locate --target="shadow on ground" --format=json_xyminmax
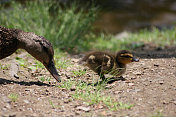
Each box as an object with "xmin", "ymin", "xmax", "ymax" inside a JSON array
[
  {"xmin": 0, "ymin": 78, "xmax": 54, "ymax": 87},
  {"xmin": 87, "ymin": 76, "xmax": 126, "ymax": 86},
  {"xmin": 133, "ymin": 46, "xmax": 176, "ymax": 58}
]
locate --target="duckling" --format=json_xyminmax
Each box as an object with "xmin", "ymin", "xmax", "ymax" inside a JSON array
[
  {"xmin": 0, "ymin": 26, "xmax": 61, "ymax": 82},
  {"xmin": 81, "ymin": 50, "xmax": 139, "ymax": 80}
]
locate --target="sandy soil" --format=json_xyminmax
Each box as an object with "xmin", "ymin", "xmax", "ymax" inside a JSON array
[{"xmin": 0, "ymin": 48, "xmax": 176, "ymax": 117}]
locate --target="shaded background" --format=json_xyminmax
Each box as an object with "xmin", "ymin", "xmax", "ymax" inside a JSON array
[
  {"xmin": 1, "ymin": 0, "xmax": 176, "ymax": 34},
  {"xmin": 93, "ymin": 0, "xmax": 176, "ymax": 33}
]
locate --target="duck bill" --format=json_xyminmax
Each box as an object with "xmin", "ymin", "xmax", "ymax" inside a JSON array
[
  {"xmin": 45, "ymin": 60, "xmax": 61, "ymax": 82},
  {"xmin": 132, "ymin": 57, "xmax": 139, "ymax": 62}
]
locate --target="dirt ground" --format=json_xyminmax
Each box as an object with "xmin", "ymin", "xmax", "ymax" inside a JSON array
[{"xmin": 0, "ymin": 47, "xmax": 176, "ymax": 117}]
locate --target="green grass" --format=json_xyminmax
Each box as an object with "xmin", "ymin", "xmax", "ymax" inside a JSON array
[
  {"xmin": 0, "ymin": 0, "xmax": 97, "ymax": 53},
  {"xmin": 73, "ymin": 85, "xmax": 133, "ymax": 111},
  {"xmin": 57, "ymin": 79, "xmax": 76, "ymax": 90},
  {"xmin": 33, "ymin": 60, "xmax": 45, "ymax": 69},
  {"xmin": 48, "ymin": 99, "xmax": 55, "ymax": 109},
  {"xmin": 48, "ymin": 99, "xmax": 63, "ymax": 109},
  {"xmin": 0, "ymin": 0, "xmax": 175, "ymax": 53},
  {"xmin": 39, "ymin": 76, "xmax": 51, "ymax": 83},
  {"xmin": 0, "ymin": 63, "xmax": 9, "ymax": 70},
  {"xmin": 58, "ymin": 79, "xmax": 133, "ymax": 111},
  {"xmin": 15, "ymin": 57, "xmax": 28, "ymax": 67},
  {"xmin": 151, "ymin": 111, "xmax": 164, "ymax": 117},
  {"xmin": 91, "ymin": 27, "xmax": 176, "ymax": 52},
  {"xmin": 54, "ymin": 49, "xmax": 72, "ymax": 69},
  {"xmin": 71, "ymin": 69, "xmax": 86, "ymax": 77},
  {"xmin": 8, "ymin": 93, "xmax": 18, "ymax": 102},
  {"xmin": 16, "ymin": 56, "xmax": 44, "ymax": 69}
]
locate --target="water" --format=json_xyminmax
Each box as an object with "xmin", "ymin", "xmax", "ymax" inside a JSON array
[{"xmin": 94, "ymin": 0, "xmax": 176, "ymax": 33}]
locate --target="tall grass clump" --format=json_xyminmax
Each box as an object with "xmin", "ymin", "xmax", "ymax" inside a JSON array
[
  {"xmin": 91, "ymin": 27, "xmax": 176, "ymax": 51},
  {"xmin": 0, "ymin": 0, "xmax": 97, "ymax": 52}
]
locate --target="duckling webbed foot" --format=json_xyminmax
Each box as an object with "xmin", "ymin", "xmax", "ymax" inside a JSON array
[
  {"xmin": 112, "ymin": 76, "xmax": 125, "ymax": 81},
  {"xmin": 106, "ymin": 76, "xmax": 125, "ymax": 84}
]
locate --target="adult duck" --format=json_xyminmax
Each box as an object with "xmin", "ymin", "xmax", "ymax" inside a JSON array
[{"xmin": 0, "ymin": 26, "xmax": 61, "ymax": 82}]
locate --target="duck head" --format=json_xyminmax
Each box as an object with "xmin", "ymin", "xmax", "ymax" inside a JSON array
[
  {"xmin": 116, "ymin": 50, "xmax": 139, "ymax": 64},
  {"xmin": 17, "ymin": 31, "xmax": 61, "ymax": 82}
]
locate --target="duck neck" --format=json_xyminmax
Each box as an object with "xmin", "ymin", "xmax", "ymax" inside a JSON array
[
  {"xmin": 17, "ymin": 31, "xmax": 37, "ymax": 50},
  {"xmin": 17, "ymin": 31, "xmax": 45, "ymax": 62},
  {"xmin": 116, "ymin": 59, "xmax": 126, "ymax": 69},
  {"xmin": 111, "ymin": 60, "xmax": 126, "ymax": 76},
  {"xmin": 116, "ymin": 60, "xmax": 126, "ymax": 73}
]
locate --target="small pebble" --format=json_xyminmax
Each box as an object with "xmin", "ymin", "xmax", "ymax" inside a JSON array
[
  {"xmin": 23, "ymin": 100, "xmax": 30, "ymax": 104},
  {"xmin": 76, "ymin": 106, "xmax": 90, "ymax": 112}
]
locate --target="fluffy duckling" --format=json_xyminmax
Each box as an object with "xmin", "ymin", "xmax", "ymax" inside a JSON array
[
  {"xmin": 81, "ymin": 50, "xmax": 139, "ymax": 80},
  {"xmin": 0, "ymin": 26, "xmax": 61, "ymax": 82}
]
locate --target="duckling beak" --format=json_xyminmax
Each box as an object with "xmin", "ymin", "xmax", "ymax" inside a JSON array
[
  {"xmin": 45, "ymin": 60, "xmax": 61, "ymax": 82},
  {"xmin": 132, "ymin": 57, "xmax": 139, "ymax": 62}
]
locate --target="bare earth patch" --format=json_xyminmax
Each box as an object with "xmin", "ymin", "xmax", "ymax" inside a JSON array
[{"xmin": 0, "ymin": 51, "xmax": 176, "ymax": 117}]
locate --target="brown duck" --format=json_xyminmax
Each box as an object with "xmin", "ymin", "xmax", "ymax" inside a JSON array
[
  {"xmin": 0, "ymin": 26, "xmax": 61, "ymax": 82},
  {"xmin": 81, "ymin": 50, "xmax": 139, "ymax": 80}
]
